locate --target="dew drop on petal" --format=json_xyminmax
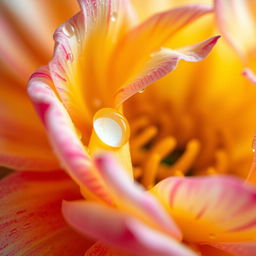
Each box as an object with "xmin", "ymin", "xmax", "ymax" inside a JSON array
[
  {"xmin": 93, "ymin": 108, "xmax": 130, "ymax": 148},
  {"xmin": 63, "ymin": 23, "xmax": 75, "ymax": 37},
  {"xmin": 138, "ymin": 89, "xmax": 145, "ymax": 93},
  {"xmin": 110, "ymin": 12, "xmax": 118, "ymax": 22}
]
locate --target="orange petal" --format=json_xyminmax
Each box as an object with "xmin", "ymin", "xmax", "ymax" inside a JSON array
[
  {"xmin": 111, "ymin": 4, "xmax": 212, "ymax": 92},
  {"xmin": 62, "ymin": 201, "xmax": 197, "ymax": 256},
  {"xmin": 214, "ymin": 0, "xmax": 256, "ymax": 62},
  {"xmin": 114, "ymin": 35, "xmax": 220, "ymax": 105},
  {"xmin": 28, "ymin": 66, "xmax": 112, "ymax": 204},
  {"xmin": 0, "ymin": 171, "xmax": 92, "ymax": 255},
  {"xmin": 152, "ymin": 176, "xmax": 256, "ymax": 252},
  {"xmin": 49, "ymin": 0, "xmax": 135, "ymax": 133},
  {"xmin": 0, "ymin": 67, "xmax": 59, "ymax": 170}
]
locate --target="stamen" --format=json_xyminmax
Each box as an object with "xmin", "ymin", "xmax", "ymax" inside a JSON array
[
  {"xmin": 142, "ymin": 153, "xmax": 161, "ymax": 189},
  {"xmin": 131, "ymin": 126, "xmax": 158, "ymax": 163},
  {"xmin": 131, "ymin": 116, "xmax": 150, "ymax": 135},
  {"xmin": 142, "ymin": 137, "xmax": 176, "ymax": 188},
  {"xmin": 131, "ymin": 126, "xmax": 158, "ymax": 149},
  {"xmin": 160, "ymin": 139, "xmax": 200, "ymax": 178},
  {"xmin": 215, "ymin": 149, "xmax": 228, "ymax": 174}
]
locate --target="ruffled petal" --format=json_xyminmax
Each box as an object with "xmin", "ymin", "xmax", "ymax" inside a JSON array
[
  {"xmin": 111, "ymin": 4, "xmax": 213, "ymax": 94},
  {"xmin": 62, "ymin": 201, "xmax": 197, "ymax": 256},
  {"xmin": 49, "ymin": 0, "xmax": 135, "ymax": 133},
  {"xmin": 214, "ymin": 0, "xmax": 256, "ymax": 61},
  {"xmin": 94, "ymin": 153, "xmax": 181, "ymax": 239},
  {"xmin": 0, "ymin": 171, "xmax": 92, "ymax": 255},
  {"xmin": 28, "ymin": 66, "xmax": 112, "ymax": 204},
  {"xmin": 114, "ymin": 35, "xmax": 220, "ymax": 105},
  {"xmin": 152, "ymin": 176, "xmax": 256, "ymax": 247}
]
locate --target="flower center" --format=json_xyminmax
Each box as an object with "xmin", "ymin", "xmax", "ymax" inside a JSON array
[{"xmin": 126, "ymin": 100, "xmax": 232, "ymax": 188}]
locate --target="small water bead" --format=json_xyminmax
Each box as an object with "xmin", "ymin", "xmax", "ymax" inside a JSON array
[
  {"xmin": 63, "ymin": 23, "xmax": 75, "ymax": 37},
  {"xmin": 93, "ymin": 108, "xmax": 130, "ymax": 148},
  {"xmin": 138, "ymin": 89, "xmax": 145, "ymax": 93},
  {"xmin": 110, "ymin": 12, "xmax": 118, "ymax": 22}
]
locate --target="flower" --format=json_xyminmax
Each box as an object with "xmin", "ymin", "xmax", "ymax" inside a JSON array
[
  {"xmin": 63, "ymin": 153, "xmax": 256, "ymax": 256},
  {"xmin": 1, "ymin": 0, "xmax": 256, "ymax": 256}
]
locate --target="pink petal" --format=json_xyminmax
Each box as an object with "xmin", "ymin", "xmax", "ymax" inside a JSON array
[
  {"xmin": 152, "ymin": 176, "xmax": 256, "ymax": 249},
  {"xmin": 114, "ymin": 35, "xmax": 220, "ymax": 105},
  {"xmin": 243, "ymin": 68, "xmax": 256, "ymax": 85},
  {"xmin": 111, "ymin": 4, "xmax": 213, "ymax": 95},
  {"xmin": 214, "ymin": 0, "xmax": 256, "ymax": 61},
  {"xmin": 94, "ymin": 153, "xmax": 181, "ymax": 240},
  {"xmin": 0, "ymin": 171, "xmax": 92, "ymax": 255},
  {"xmin": 49, "ymin": 0, "xmax": 135, "ymax": 130},
  {"xmin": 28, "ymin": 66, "xmax": 112, "ymax": 204},
  {"xmin": 62, "ymin": 201, "xmax": 197, "ymax": 256}
]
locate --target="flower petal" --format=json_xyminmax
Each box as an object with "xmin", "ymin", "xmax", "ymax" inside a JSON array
[
  {"xmin": 114, "ymin": 35, "xmax": 220, "ymax": 105},
  {"xmin": 49, "ymin": 0, "xmax": 135, "ymax": 133},
  {"xmin": 0, "ymin": 67, "xmax": 59, "ymax": 170},
  {"xmin": 0, "ymin": 171, "xmax": 92, "ymax": 255},
  {"xmin": 214, "ymin": 0, "xmax": 256, "ymax": 61},
  {"xmin": 152, "ymin": 176, "xmax": 256, "ymax": 246},
  {"xmin": 111, "ymin": 4, "xmax": 213, "ymax": 96},
  {"xmin": 94, "ymin": 153, "xmax": 181, "ymax": 240},
  {"xmin": 28, "ymin": 66, "xmax": 112, "ymax": 204},
  {"xmin": 62, "ymin": 201, "xmax": 197, "ymax": 256}
]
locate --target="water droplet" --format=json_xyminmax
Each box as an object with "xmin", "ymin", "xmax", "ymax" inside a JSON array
[
  {"xmin": 253, "ymin": 148, "xmax": 256, "ymax": 153},
  {"xmin": 93, "ymin": 108, "xmax": 130, "ymax": 148},
  {"xmin": 67, "ymin": 53, "xmax": 73, "ymax": 63},
  {"xmin": 138, "ymin": 89, "xmax": 145, "ymax": 93},
  {"xmin": 209, "ymin": 233, "xmax": 216, "ymax": 240},
  {"xmin": 110, "ymin": 12, "xmax": 118, "ymax": 22},
  {"xmin": 63, "ymin": 23, "xmax": 75, "ymax": 37}
]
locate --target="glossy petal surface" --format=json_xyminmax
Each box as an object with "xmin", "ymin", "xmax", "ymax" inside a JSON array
[{"xmin": 152, "ymin": 176, "xmax": 256, "ymax": 247}]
